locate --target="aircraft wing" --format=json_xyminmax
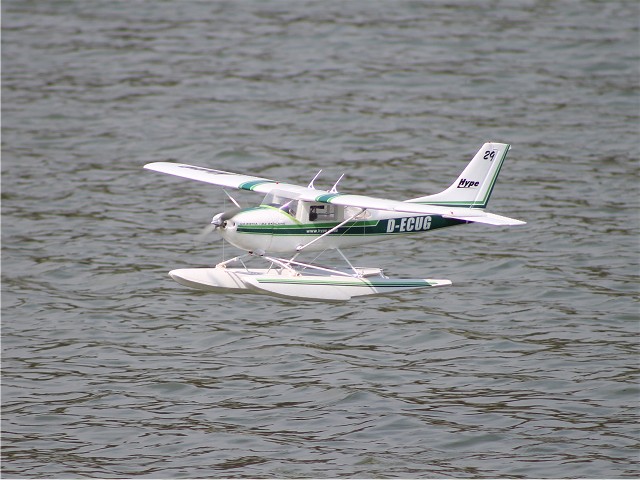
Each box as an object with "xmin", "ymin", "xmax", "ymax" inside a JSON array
[
  {"xmin": 143, "ymin": 162, "xmax": 310, "ymax": 195},
  {"xmin": 144, "ymin": 162, "xmax": 525, "ymax": 226}
]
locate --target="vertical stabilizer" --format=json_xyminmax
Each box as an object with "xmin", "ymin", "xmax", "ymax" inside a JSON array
[{"xmin": 407, "ymin": 143, "xmax": 510, "ymax": 209}]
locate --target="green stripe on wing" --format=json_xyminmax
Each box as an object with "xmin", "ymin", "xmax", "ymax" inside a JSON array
[
  {"xmin": 314, "ymin": 193, "xmax": 343, "ymax": 203},
  {"xmin": 238, "ymin": 180, "xmax": 278, "ymax": 191}
]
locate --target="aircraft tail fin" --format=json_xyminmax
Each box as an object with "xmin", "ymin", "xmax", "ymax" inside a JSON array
[{"xmin": 407, "ymin": 142, "xmax": 510, "ymax": 209}]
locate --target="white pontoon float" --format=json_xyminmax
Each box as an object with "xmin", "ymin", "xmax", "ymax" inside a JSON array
[{"xmin": 169, "ymin": 253, "xmax": 451, "ymax": 302}]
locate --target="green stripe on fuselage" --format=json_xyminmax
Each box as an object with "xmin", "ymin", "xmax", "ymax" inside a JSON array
[
  {"xmin": 236, "ymin": 215, "xmax": 464, "ymax": 236},
  {"xmin": 237, "ymin": 220, "xmax": 380, "ymax": 236}
]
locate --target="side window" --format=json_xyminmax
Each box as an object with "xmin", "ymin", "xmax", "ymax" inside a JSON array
[
  {"xmin": 345, "ymin": 206, "xmax": 371, "ymax": 220},
  {"xmin": 309, "ymin": 205, "xmax": 336, "ymax": 222},
  {"xmin": 281, "ymin": 200, "xmax": 297, "ymax": 217}
]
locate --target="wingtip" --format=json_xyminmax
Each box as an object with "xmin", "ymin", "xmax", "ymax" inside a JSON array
[{"xmin": 143, "ymin": 161, "xmax": 174, "ymax": 171}]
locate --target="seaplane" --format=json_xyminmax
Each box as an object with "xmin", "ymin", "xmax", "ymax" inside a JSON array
[{"xmin": 144, "ymin": 142, "xmax": 525, "ymax": 302}]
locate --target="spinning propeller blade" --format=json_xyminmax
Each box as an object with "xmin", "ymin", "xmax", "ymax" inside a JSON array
[
  {"xmin": 197, "ymin": 191, "xmax": 242, "ymax": 243},
  {"xmin": 196, "ymin": 223, "xmax": 218, "ymax": 242},
  {"xmin": 223, "ymin": 189, "xmax": 241, "ymax": 208}
]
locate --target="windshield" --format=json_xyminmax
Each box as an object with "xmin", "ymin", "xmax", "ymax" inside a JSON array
[{"xmin": 261, "ymin": 189, "xmax": 298, "ymax": 208}]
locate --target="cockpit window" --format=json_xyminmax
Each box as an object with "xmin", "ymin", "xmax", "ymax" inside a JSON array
[
  {"xmin": 261, "ymin": 190, "xmax": 298, "ymax": 217},
  {"xmin": 261, "ymin": 189, "xmax": 296, "ymax": 207}
]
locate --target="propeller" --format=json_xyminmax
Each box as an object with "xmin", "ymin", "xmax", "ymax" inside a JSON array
[
  {"xmin": 223, "ymin": 189, "xmax": 241, "ymax": 208},
  {"xmin": 211, "ymin": 208, "xmax": 242, "ymax": 229},
  {"xmin": 195, "ymin": 191, "xmax": 242, "ymax": 243},
  {"xmin": 196, "ymin": 208, "xmax": 242, "ymax": 243}
]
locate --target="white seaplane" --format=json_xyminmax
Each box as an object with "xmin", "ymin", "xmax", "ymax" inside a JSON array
[{"xmin": 144, "ymin": 142, "xmax": 525, "ymax": 301}]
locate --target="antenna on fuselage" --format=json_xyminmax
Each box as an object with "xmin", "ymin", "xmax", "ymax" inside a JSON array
[
  {"xmin": 330, "ymin": 173, "xmax": 345, "ymax": 193},
  {"xmin": 307, "ymin": 170, "xmax": 322, "ymax": 189}
]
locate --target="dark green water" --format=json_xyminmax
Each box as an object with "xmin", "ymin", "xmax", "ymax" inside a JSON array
[{"xmin": 3, "ymin": 1, "xmax": 638, "ymax": 477}]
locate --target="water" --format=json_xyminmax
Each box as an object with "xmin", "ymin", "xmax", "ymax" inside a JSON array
[{"xmin": 2, "ymin": 0, "xmax": 638, "ymax": 477}]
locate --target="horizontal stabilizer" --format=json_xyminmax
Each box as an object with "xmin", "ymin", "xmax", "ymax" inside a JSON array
[{"xmin": 447, "ymin": 212, "xmax": 526, "ymax": 226}]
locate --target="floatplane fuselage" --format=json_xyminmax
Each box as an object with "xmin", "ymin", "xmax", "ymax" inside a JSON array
[{"xmin": 213, "ymin": 191, "xmax": 465, "ymax": 254}]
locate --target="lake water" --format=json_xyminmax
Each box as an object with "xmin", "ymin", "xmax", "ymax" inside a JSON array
[{"xmin": 2, "ymin": 1, "xmax": 639, "ymax": 478}]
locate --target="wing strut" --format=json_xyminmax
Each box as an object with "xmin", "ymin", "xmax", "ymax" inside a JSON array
[
  {"xmin": 295, "ymin": 208, "xmax": 365, "ymax": 252},
  {"xmin": 336, "ymin": 248, "xmax": 359, "ymax": 276}
]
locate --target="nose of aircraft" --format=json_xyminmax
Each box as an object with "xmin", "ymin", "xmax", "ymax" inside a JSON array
[{"xmin": 211, "ymin": 208, "xmax": 242, "ymax": 230}]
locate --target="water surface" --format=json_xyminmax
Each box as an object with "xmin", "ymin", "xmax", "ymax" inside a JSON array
[{"xmin": 2, "ymin": 1, "xmax": 638, "ymax": 478}]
